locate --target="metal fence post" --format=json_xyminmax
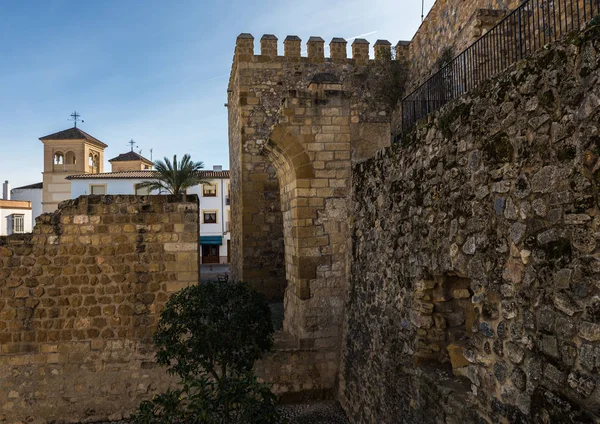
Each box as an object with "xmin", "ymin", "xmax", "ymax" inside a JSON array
[
  {"xmin": 399, "ymin": 0, "xmax": 599, "ymax": 133},
  {"xmin": 518, "ymin": 6, "xmax": 524, "ymax": 59}
]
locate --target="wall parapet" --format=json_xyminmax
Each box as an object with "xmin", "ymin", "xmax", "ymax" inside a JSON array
[
  {"xmin": 234, "ymin": 33, "xmax": 410, "ymax": 65},
  {"xmin": 0, "ymin": 194, "xmax": 199, "ymax": 423}
]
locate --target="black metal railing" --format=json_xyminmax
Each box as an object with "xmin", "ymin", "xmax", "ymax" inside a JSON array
[{"xmin": 402, "ymin": 0, "xmax": 600, "ymax": 132}]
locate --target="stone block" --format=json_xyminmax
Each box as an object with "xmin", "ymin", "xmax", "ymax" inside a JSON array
[
  {"xmin": 447, "ymin": 344, "xmax": 470, "ymax": 370},
  {"xmin": 164, "ymin": 243, "xmax": 197, "ymax": 252}
]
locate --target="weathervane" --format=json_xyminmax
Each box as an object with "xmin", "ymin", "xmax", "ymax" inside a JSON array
[
  {"xmin": 69, "ymin": 111, "xmax": 84, "ymax": 128},
  {"xmin": 128, "ymin": 139, "xmax": 138, "ymax": 152}
]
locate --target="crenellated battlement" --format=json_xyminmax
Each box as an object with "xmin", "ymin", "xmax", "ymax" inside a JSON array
[{"xmin": 234, "ymin": 33, "xmax": 411, "ymax": 64}]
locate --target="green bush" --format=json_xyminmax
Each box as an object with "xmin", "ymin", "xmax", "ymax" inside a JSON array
[{"xmin": 131, "ymin": 281, "xmax": 284, "ymax": 424}]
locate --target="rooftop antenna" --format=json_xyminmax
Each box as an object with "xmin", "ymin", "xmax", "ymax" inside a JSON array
[
  {"xmin": 150, "ymin": 148, "xmax": 153, "ymax": 161},
  {"xmin": 128, "ymin": 139, "xmax": 138, "ymax": 152},
  {"xmin": 69, "ymin": 111, "xmax": 84, "ymax": 128},
  {"xmin": 422, "ymin": 0, "xmax": 425, "ymax": 22}
]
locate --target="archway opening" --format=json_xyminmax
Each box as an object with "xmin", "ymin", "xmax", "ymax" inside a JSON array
[
  {"xmin": 65, "ymin": 151, "xmax": 76, "ymax": 165},
  {"xmin": 54, "ymin": 152, "xmax": 64, "ymax": 166}
]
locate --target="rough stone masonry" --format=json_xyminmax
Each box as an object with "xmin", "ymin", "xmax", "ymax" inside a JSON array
[
  {"xmin": 227, "ymin": 32, "xmax": 398, "ymax": 383},
  {"xmin": 341, "ymin": 22, "xmax": 600, "ymax": 423},
  {"xmin": 0, "ymin": 195, "xmax": 198, "ymax": 423}
]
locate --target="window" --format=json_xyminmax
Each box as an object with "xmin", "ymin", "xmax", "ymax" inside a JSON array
[
  {"xmin": 226, "ymin": 182, "xmax": 230, "ymax": 205},
  {"xmin": 134, "ymin": 184, "xmax": 151, "ymax": 195},
  {"xmin": 54, "ymin": 152, "xmax": 64, "ymax": 165},
  {"xmin": 66, "ymin": 151, "xmax": 76, "ymax": 165},
  {"xmin": 203, "ymin": 183, "xmax": 217, "ymax": 197},
  {"xmin": 88, "ymin": 152, "xmax": 100, "ymax": 172},
  {"xmin": 90, "ymin": 184, "xmax": 106, "ymax": 195},
  {"xmin": 13, "ymin": 215, "xmax": 24, "ymax": 234},
  {"xmin": 203, "ymin": 210, "xmax": 217, "ymax": 224}
]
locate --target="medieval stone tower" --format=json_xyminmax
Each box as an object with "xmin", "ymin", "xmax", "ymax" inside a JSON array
[
  {"xmin": 40, "ymin": 127, "xmax": 107, "ymax": 213},
  {"xmin": 227, "ymin": 34, "xmax": 405, "ymax": 378}
]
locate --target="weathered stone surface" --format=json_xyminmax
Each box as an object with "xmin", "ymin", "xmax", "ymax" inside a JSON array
[
  {"xmin": 0, "ymin": 195, "xmax": 199, "ymax": 423},
  {"xmin": 553, "ymin": 292, "xmax": 582, "ymax": 317},
  {"xmin": 567, "ymin": 372, "xmax": 596, "ymax": 398},
  {"xmin": 539, "ymin": 335, "xmax": 559, "ymax": 359},
  {"xmin": 447, "ymin": 343, "xmax": 470, "ymax": 369},
  {"xmin": 510, "ymin": 223, "xmax": 527, "ymax": 245},
  {"xmin": 343, "ymin": 25, "xmax": 600, "ymax": 424},
  {"xmin": 579, "ymin": 321, "xmax": 600, "ymax": 342}
]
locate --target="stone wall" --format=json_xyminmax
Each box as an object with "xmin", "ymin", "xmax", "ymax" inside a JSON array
[
  {"xmin": 405, "ymin": 0, "xmax": 522, "ymax": 89},
  {"xmin": 0, "ymin": 195, "xmax": 198, "ymax": 423},
  {"xmin": 228, "ymin": 35, "xmax": 401, "ymax": 303},
  {"xmin": 227, "ymin": 56, "xmax": 286, "ymax": 300},
  {"xmin": 341, "ymin": 24, "xmax": 600, "ymax": 423},
  {"xmin": 254, "ymin": 332, "xmax": 338, "ymax": 401},
  {"xmin": 227, "ymin": 34, "xmax": 403, "ymax": 400},
  {"xmin": 228, "ymin": 34, "xmax": 399, "ymax": 348}
]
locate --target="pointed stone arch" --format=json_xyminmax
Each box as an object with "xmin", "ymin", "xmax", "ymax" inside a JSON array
[
  {"xmin": 260, "ymin": 124, "xmax": 317, "ymax": 303},
  {"xmin": 265, "ymin": 124, "xmax": 315, "ymax": 181}
]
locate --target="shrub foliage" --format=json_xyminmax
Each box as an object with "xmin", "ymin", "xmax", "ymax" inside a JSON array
[{"xmin": 131, "ymin": 281, "xmax": 284, "ymax": 424}]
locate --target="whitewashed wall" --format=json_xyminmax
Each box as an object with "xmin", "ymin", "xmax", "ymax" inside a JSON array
[
  {"xmin": 11, "ymin": 188, "xmax": 43, "ymax": 227},
  {"xmin": 188, "ymin": 178, "xmax": 231, "ymax": 262},
  {"xmin": 70, "ymin": 179, "xmax": 151, "ymax": 197},
  {"xmin": 0, "ymin": 207, "xmax": 33, "ymax": 236}
]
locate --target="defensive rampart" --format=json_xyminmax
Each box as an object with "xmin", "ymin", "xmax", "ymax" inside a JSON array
[
  {"xmin": 0, "ymin": 195, "xmax": 199, "ymax": 423},
  {"xmin": 228, "ymin": 33, "xmax": 401, "ymax": 348},
  {"xmin": 342, "ymin": 23, "xmax": 600, "ymax": 423},
  {"xmin": 227, "ymin": 34, "xmax": 405, "ymax": 401}
]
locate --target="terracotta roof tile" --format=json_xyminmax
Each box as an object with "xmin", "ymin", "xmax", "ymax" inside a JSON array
[
  {"xmin": 39, "ymin": 127, "xmax": 108, "ymax": 148},
  {"xmin": 12, "ymin": 182, "xmax": 43, "ymax": 190},
  {"xmin": 66, "ymin": 170, "xmax": 230, "ymax": 180},
  {"xmin": 109, "ymin": 151, "xmax": 153, "ymax": 163}
]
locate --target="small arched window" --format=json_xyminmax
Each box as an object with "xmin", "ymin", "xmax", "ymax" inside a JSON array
[
  {"xmin": 54, "ymin": 152, "xmax": 64, "ymax": 165},
  {"xmin": 66, "ymin": 151, "xmax": 76, "ymax": 165}
]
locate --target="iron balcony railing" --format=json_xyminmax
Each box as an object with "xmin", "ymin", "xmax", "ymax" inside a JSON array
[{"xmin": 402, "ymin": 0, "xmax": 600, "ymax": 132}]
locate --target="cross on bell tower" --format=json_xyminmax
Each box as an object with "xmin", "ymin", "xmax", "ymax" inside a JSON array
[
  {"xmin": 69, "ymin": 111, "xmax": 84, "ymax": 128},
  {"xmin": 128, "ymin": 139, "xmax": 137, "ymax": 152}
]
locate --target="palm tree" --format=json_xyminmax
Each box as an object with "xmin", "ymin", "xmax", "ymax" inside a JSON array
[{"xmin": 137, "ymin": 154, "xmax": 210, "ymax": 195}]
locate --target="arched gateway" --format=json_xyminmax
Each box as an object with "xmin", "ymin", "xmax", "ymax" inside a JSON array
[{"xmin": 227, "ymin": 33, "xmax": 403, "ymax": 387}]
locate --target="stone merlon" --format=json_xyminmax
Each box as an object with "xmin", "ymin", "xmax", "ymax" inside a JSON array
[{"xmin": 234, "ymin": 33, "xmax": 408, "ymax": 63}]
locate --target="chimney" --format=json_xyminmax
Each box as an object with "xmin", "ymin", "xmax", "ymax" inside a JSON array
[
  {"xmin": 213, "ymin": 165, "xmax": 223, "ymax": 171},
  {"xmin": 3, "ymin": 181, "xmax": 9, "ymax": 200}
]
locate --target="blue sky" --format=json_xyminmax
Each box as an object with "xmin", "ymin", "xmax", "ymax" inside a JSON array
[{"xmin": 0, "ymin": 0, "xmax": 433, "ymax": 189}]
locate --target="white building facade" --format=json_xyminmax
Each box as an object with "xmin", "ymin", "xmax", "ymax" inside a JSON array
[
  {"xmin": 8, "ymin": 126, "xmax": 232, "ymax": 262},
  {"xmin": 0, "ymin": 202, "xmax": 33, "ymax": 236},
  {"xmin": 11, "ymin": 182, "xmax": 43, "ymax": 228},
  {"xmin": 68, "ymin": 166, "xmax": 231, "ymax": 264},
  {"xmin": 1, "ymin": 182, "xmax": 33, "ymax": 236}
]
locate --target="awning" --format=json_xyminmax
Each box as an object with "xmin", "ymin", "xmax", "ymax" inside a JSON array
[{"xmin": 200, "ymin": 236, "xmax": 223, "ymax": 245}]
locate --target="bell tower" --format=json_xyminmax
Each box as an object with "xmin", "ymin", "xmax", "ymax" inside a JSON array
[{"xmin": 39, "ymin": 125, "xmax": 107, "ymax": 213}]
